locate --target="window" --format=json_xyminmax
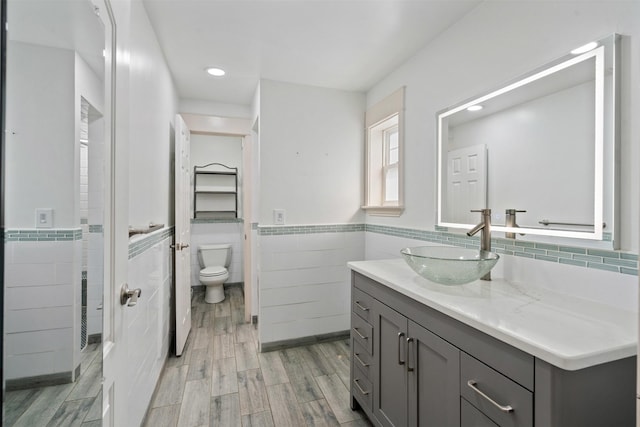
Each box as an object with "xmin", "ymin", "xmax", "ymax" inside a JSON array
[
  {"xmin": 363, "ymin": 88, "xmax": 404, "ymax": 215},
  {"xmin": 383, "ymin": 125, "xmax": 399, "ymax": 204}
]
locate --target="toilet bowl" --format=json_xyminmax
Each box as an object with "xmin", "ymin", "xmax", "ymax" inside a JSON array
[{"xmin": 198, "ymin": 244, "xmax": 231, "ymax": 304}]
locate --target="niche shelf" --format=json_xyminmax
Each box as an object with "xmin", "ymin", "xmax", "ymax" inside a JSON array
[{"xmin": 193, "ymin": 163, "xmax": 238, "ymax": 219}]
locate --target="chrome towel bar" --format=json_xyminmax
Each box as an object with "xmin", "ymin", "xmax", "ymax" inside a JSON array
[{"xmin": 538, "ymin": 219, "xmax": 606, "ymax": 228}]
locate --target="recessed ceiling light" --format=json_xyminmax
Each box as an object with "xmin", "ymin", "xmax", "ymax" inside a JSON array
[
  {"xmin": 206, "ymin": 67, "xmax": 226, "ymax": 77},
  {"xmin": 571, "ymin": 42, "xmax": 598, "ymax": 55},
  {"xmin": 467, "ymin": 105, "xmax": 483, "ymax": 112}
]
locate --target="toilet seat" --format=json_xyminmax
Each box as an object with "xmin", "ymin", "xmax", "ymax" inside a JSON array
[{"xmin": 200, "ymin": 266, "xmax": 227, "ymax": 277}]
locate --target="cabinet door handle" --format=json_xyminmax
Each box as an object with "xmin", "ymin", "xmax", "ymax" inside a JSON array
[
  {"xmin": 354, "ymin": 352, "xmax": 369, "ymax": 368},
  {"xmin": 352, "ymin": 327, "xmax": 367, "ymax": 340},
  {"xmin": 354, "ymin": 301, "xmax": 369, "ymax": 312},
  {"xmin": 406, "ymin": 337, "xmax": 414, "ymax": 372},
  {"xmin": 398, "ymin": 332, "xmax": 406, "ymax": 365},
  {"xmin": 467, "ymin": 380, "xmax": 514, "ymax": 413},
  {"xmin": 353, "ymin": 378, "xmax": 370, "ymax": 395}
]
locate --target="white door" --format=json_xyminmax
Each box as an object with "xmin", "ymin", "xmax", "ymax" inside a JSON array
[
  {"xmin": 175, "ymin": 114, "xmax": 192, "ymax": 356},
  {"xmin": 446, "ymin": 145, "xmax": 487, "ymax": 224},
  {"xmin": 100, "ymin": 0, "xmax": 129, "ymax": 425}
]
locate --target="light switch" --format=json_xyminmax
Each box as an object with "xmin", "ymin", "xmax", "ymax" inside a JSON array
[
  {"xmin": 35, "ymin": 208, "xmax": 53, "ymax": 228},
  {"xmin": 274, "ymin": 209, "xmax": 285, "ymax": 225}
]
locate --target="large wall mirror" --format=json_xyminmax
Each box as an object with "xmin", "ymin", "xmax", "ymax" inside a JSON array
[
  {"xmin": 3, "ymin": 0, "xmax": 112, "ymax": 423},
  {"xmin": 437, "ymin": 34, "xmax": 620, "ymax": 247}
]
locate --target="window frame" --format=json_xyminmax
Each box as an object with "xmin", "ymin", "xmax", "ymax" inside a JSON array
[{"xmin": 362, "ymin": 87, "xmax": 405, "ymax": 216}]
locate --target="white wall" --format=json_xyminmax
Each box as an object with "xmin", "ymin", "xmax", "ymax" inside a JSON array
[
  {"xmin": 259, "ymin": 79, "xmax": 365, "ymax": 225},
  {"xmin": 360, "ymin": 1, "xmax": 640, "ymax": 331},
  {"xmin": 5, "ymin": 42, "xmax": 75, "ymax": 228},
  {"xmin": 128, "ymin": 0, "xmax": 179, "ymax": 227},
  {"xmin": 257, "ymin": 80, "xmax": 366, "ymax": 346},
  {"xmin": 366, "ymin": 1, "xmax": 640, "ymax": 252},
  {"xmin": 4, "ymin": 41, "xmax": 104, "ymax": 381}
]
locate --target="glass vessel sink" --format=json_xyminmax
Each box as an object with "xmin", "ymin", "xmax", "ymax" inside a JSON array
[{"xmin": 400, "ymin": 246, "xmax": 500, "ymax": 285}]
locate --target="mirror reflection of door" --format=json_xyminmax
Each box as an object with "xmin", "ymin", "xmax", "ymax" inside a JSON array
[
  {"xmin": 3, "ymin": 0, "xmax": 105, "ymax": 424},
  {"xmin": 445, "ymin": 145, "xmax": 487, "ymax": 224}
]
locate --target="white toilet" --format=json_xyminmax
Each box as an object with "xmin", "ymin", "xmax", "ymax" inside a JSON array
[{"xmin": 198, "ymin": 244, "xmax": 231, "ymax": 304}]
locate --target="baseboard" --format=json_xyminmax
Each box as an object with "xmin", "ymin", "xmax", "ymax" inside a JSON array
[
  {"xmin": 6, "ymin": 366, "xmax": 79, "ymax": 391},
  {"xmin": 260, "ymin": 330, "xmax": 350, "ymax": 353}
]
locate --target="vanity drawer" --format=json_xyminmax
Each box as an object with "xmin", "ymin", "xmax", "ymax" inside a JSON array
[
  {"xmin": 352, "ymin": 338, "xmax": 372, "ymax": 378},
  {"xmin": 352, "ymin": 364, "xmax": 373, "ymax": 412},
  {"xmin": 461, "ymin": 398, "xmax": 499, "ymax": 427},
  {"xmin": 460, "ymin": 352, "xmax": 532, "ymax": 427},
  {"xmin": 351, "ymin": 314, "xmax": 373, "ymax": 355},
  {"xmin": 352, "ymin": 286, "xmax": 374, "ymax": 323}
]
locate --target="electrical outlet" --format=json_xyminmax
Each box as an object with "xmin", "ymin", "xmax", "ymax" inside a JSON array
[
  {"xmin": 35, "ymin": 208, "xmax": 53, "ymax": 228},
  {"xmin": 274, "ymin": 209, "xmax": 285, "ymax": 225}
]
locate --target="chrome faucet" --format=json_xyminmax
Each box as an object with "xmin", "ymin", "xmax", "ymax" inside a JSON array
[
  {"xmin": 505, "ymin": 209, "xmax": 526, "ymax": 239},
  {"xmin": 467, "ymin": 208, "xmax": 492, "ymax": 280}
]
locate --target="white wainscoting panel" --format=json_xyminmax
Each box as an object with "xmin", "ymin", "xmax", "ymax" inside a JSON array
[{"xmin": 258, "ymin": 230, "xmax": 364, "ymax": 346}]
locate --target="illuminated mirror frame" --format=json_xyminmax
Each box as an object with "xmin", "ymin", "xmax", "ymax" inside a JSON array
[{"xmin": 436, "ymin": 34, "xmax": 619, "ymax": 243}]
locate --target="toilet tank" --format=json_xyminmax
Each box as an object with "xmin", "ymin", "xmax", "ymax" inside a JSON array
[{"xmin": 198, "ymin": 244, "xmax": 232, "ymax": 268}]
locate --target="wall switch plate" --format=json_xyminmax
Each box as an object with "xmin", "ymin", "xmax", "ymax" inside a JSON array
[
  {"xmin": 274, "ymin": 209, "xmax": 285, "ymax": 225},
  {"xmin": 35, "ymin": 208, "xmax": 53, "ymax": 228}
]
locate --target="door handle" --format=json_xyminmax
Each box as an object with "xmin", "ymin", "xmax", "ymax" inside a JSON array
[
  {"xmin": 170, "ymin": 243, "xmax": 190, "ymax": 250},
  {"xmin": 467, "ymin": 380, "xmax": 514, "ymax": 413},
  {"xmin": 398, "ymin": 332, "xmax": 406, "ymax": 365},
  {"xmin": 120, "ymin": 283, "xmax": 142, "ymax": 307},
  {"xmin": 406, "ymin": 337, "xmax": 414, "ymax": 372}
]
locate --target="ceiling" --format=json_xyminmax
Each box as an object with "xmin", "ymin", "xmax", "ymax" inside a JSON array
[
  {"xmin": 142, "ymin": 0, "xmax": 481, "ymax": 106},
  {"xmin": 8, "ymin": 0, "xmax": 105, "ymax": 79}
]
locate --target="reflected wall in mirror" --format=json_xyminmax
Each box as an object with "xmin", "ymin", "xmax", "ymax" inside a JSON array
[
  {"xmin": 437, "ymin": 34, "xmax": 620, "ymax": 247},
  {"xmin": 3, "ymin": 0, "xmax": 107, "ymax": 424}
]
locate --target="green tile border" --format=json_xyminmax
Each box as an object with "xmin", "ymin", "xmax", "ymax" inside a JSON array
[
  {"xmin": 258, "ymin": 223, "xmax": 365, "ymax": 235},
  {"xmin": 256, "ymin": 222, "xmax": 638, "ymax": 276},
  {"xmin": 89, "ymin": 224, "xmax": 103, "ymax": 233},
  {"xmin": 364, "ymin": 224, "xmax": 638, "ymax": 277},
  {"xmin": 5, "ymin": 228, "xmax": 83, "ymax": 242},
  {"xmin": 128, "ymin": 226, "xmax": 174, "ymax": 259}
]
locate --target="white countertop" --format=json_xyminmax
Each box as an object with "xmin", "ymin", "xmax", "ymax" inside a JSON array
[{"xmin": 348, "ymin": 259, "xmax": 637, "ymax": 371}]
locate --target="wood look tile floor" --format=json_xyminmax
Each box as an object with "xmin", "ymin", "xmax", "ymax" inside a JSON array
[
  {"xmin": 144, "ymin": 287, "xmax": 373, "ymax": 427},
  {"xmin": 3, "ymin": 343, "xmax": 102, "ymax": 427}
]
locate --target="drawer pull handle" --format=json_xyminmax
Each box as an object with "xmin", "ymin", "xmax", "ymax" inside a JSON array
[
  {"xmin": 398, "ymin": 332, "xmax": 406, "ymax": 365},
  {"xmin": 354, "ymin": 352, "xmax": 370, "ymax": 368},
  {"xmin": 352, "ymin": 327, "xmax": 367, "ymax": 340},
  {"xmin": 406, "ymin": 337, "xmax": 414, "ymax": 372},
  {"xmin": 354, "ymin": 301, "xmax": 369, "ymax": 312},
  {"xmin": 353, "ymin": 378, "xmax": 370, "ymax": 395},
  {"xmin": 467, "ymin": 380, "xmax": 514, "ymax": 413}
]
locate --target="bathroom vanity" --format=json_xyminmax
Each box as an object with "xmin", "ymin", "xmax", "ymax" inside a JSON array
[{"xmin": 348, "ymin": 259, "xmax": 636, "ymax": 427}]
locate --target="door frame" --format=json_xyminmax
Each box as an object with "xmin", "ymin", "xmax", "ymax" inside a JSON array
[{"xmin": 180, "ymin": 113, "xmax": 253, "ymax": 323}]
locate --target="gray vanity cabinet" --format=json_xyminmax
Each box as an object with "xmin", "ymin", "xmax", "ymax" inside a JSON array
[
  {"xmin": 350, "ymin": 271, "xmax": 636, "ymax": 427},
  {"xmin": 407, "ymin": 319, "xmax": 460, "ymax": 427},
  {"xmin": 358, "ymin": 289, "xmax": 460, "ymax": 427},
  {"xmin": 371, "ymin": 299, "xmax": 408, "ymax": 427}
]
